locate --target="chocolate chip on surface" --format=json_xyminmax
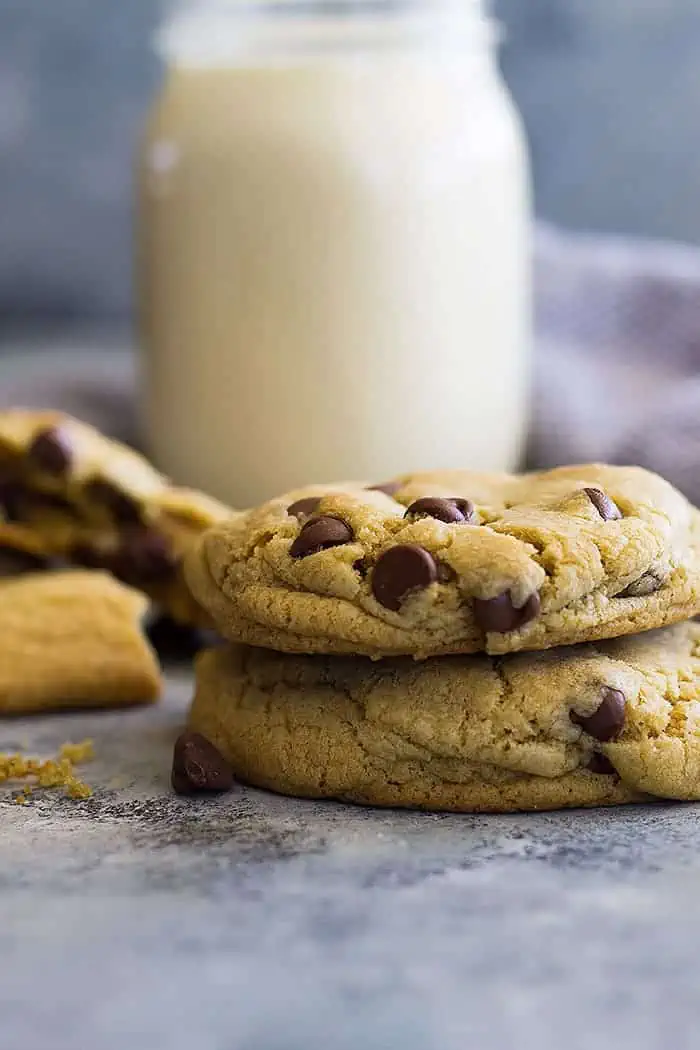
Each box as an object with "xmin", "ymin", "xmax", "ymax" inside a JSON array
[
  {"xmin": 28, "ymin": 426, "xmax": 72, "ymax": 474},
  {"xmin": 171, "ymin": 731, "xmax": 234, "ymax": 795},
  {"xmin": 112, "ymin": 528, "xmax": 176, "ymax": 584},
  {"xmin": 366, "ymin": 481, "xmax": 401, "ymax": 497},
  {"xmin": 289, "ymin": 516, "xmax": 354, "ymax": 559},
  {"xmin": 404, "ymin": 497, "xmax": 475, "ymax": 524},
  {"xmin": 571, "ymin": 686, "xmax": 626, "ymax": 742},
  {"xmin": 87, "ymin": 480, "xmax": 141, "ymax": 523},
  {"xmin": 287, "ymin": 496, "xmax": 322, "ymax": 520},
  {"xmin": 586, "ymin": 752, "xmax": 618, "ymax": 776},
  {"xmin": 371, "ymin": 544, "xmax": 438, "ymax": 611},
  {"xmin": 473, "ymin": 591, "xmax": 541, "ymax": 633},
  {"xmin": 583, "ymin": 487, "xmax": 622, "ymax": 521}
]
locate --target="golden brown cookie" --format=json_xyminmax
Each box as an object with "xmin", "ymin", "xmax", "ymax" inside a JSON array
[
  {"xmin": 0, "ymin": 410, "xmax": 235, "ymax": 624},
  {"xmin": 189, "ymin": 622, "xmax": 700, "ymax": 812},
  {"xmin": 186, "ymin": 464, "xmax": 700, "ymax": 658},
  {"xmin": 0, "ymin": 570, "xmax": 161, "ymax": 714}
]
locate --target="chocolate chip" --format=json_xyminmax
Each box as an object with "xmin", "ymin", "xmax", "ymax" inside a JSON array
[
  {"xmin": 353, "ymin": 558, "xmax": 369, "ymax": 578},
  {"xmin": 289, "ymin": 516, "xmax": 354, "ymax": 559},
  {"xmin": 437, "ymin": 561, "xmax": 457, "ymax": 584},
  {"xmin": 367, "ymin": 481, "xmax": 401, "ymax": 498},
  {"xmin": 86, "ymin": 480, "xmax": 141, "ymax": 523},
  {"xmin": 404, "ymin": 497, "xmax": 475, "ymax": 524},
  {"xmin": 287, "ymin": 497, "xmax": 322, "ymax": 520},
  {"xmin": 371, "ymin": 544, "xmax": 438, "ymax": 611},
  {"xmin": 28, "ymin": 426, "xmax": 72, "ymax": 474},
  {"xmin": 583, "ymin": 487, "xmax": 622, "ymax": 521},
  {"xmin": 586, "ymin": 752, "xmax": 617, "ymax": 776},
  {"xmin": 0, "ymin": 547, "xmax": 49, "ymax": 576},
  {"xmin": 171, "ymin": 731, "xmax": 234, "ymax": 795},
  {"xmin": 0, "ymin": 482, "xmax": 23, "ymax": 522},
  {"xmin": 473, "ymin": 591, "xmax": 541, "ymax": 633},
  {"xmin": 71, "ymin": 543, "xmax": 106, "ymax": 569},
  {"xmin": 571, "ymin": 686, "xmax": 626, "ymax": 742},
  {"xmin": 617, "ymin": 571, "xmax": 665, "ymax": 598},
  {"xmin": 112, "ymin": 528, "xmax": 176, "ymax": 584},
  {"xmin": 147, "ymin": 615, "xmax": 220, "ymax": 660},
  {"xmin": 31, "ymin": 491, "xmax": 80, "ymax": 517}
]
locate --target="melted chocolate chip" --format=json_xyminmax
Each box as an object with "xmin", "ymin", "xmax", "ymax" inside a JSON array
[
  {"xmin": 367, "ymin": 481, "xmax": 401, "ymax": 498},
  {"xmin": 73, "ymin": 536, "xmax": 172, "ymax": 583},
  {"xmin": 473, "ymin": 591, "xmax": 541, "ymax": 633},
  {"xmin": 404, "ymin": 497, "xmax": 475, "ymax": 525},
  {"xmin": 289, "ymin": 516, "xmax": 354, "ymax": 559},
  {"xmin": 112, "ymin": 528, "xmax": 176, "ymax": 584},
  {"xmin": 571, "ymin": 686, "xmax": 626, "ymax": 742},
  {"xmin": 586, "ymin": 752, "xmax": 617, "ymax": 776},
  {"xmin": 0, "ymin": 547, "xmax": 49, "ymax": 576},
  {"xmin": 0, "ymin": 482, "xmax": 23, "ymax": 522},
  {"xmin": 287, "ymin": 497, "xmax": 322, "ymax": 520},
  {"xmin": 28, "ymin": 426, "xmax": 72, "ymax": 474},
  {"xmin": 31, "ymin": 491, "xmax": 81, "ymax": 517},
  {"xmin": 71, "ymin": 543, "xmax": 107, "ymax": 570},
  {"xmin": 171, "ymin": 731, "xmax": 235, "ymax": 795},
  {"xmin": 371, "ymin": 544, "xmax": 438, "ymax": 611},
  {"xmin": 86, "ymin": 480, "xmax": 142, "ymax": 523},
  {"xmin": 584, "ymin": 487, "xmax": 622, "ymax": 521}
]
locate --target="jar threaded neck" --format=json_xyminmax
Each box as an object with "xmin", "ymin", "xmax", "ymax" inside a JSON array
[{"xmin": 158, "ymin": 0, "xmax": 495, "ymax": 65}]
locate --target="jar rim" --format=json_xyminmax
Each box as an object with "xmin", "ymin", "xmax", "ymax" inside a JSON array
[{"xmin": 157, "ymin": 0, "xmax": 497, "ymax": 66}]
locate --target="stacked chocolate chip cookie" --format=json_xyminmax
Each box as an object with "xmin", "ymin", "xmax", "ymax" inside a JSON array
[
  {"xmin": 5, "ymin": 410, "xmax": 700, "ymax": 810},
  {"xmin": 183, "ymin": 464, "xmax": 700, "ymax": 812}
]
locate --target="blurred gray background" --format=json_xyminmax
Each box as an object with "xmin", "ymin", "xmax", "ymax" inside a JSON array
[{"xmin": 1, "ymin": 0, "xmax": 700, "ymax": 329}]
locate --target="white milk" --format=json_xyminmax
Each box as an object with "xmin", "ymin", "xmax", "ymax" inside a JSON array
[{"xmin": 138, "ymin": 1, "xmax": 531, "ymax": 507}]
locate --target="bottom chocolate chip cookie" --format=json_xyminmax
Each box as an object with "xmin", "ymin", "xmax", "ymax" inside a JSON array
[{"xmin": 188, "ymin": 623, "xmax": 700, "ymax": 812}]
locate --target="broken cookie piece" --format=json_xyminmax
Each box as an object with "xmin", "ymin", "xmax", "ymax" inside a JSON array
[
  {"xmin": 0, "ymin": 570, "xmax": 161, "ymax": 714},
  {"xmin": 0, "ymin": 410, "xmax": 236, "ymax": 625}
]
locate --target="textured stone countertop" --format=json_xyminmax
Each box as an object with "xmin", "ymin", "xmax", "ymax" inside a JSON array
[{"xmin": 3, "ymin": 667, "xmax": 700, "ymax": 1050}]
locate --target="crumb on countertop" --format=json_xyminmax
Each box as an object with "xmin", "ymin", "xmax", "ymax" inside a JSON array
[{"xmin": 0, "ymin": 739, "xmax": 94, "ymax": 803}]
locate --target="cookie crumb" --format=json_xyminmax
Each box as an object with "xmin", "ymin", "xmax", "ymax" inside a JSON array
[
  {"xmin": 1, "ymin": 739, "xmax": 94, "ymax": 802},
  {"xmin": 59, "ymin": 740, "xmax": 95, "ymax": 764},
  {"xmin": 66, "ymin": 780, "xmax": 93, "ymax": 800}
]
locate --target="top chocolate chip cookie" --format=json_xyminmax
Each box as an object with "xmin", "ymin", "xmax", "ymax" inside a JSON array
[{"xmin": 186, "ymin": 464, "xmax": 700, "ymax": 658}]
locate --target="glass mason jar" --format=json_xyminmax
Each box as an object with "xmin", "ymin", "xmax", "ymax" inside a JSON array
[{"xmin": 138, "ymin": 0, "xmax": 531, "ymax": 507}]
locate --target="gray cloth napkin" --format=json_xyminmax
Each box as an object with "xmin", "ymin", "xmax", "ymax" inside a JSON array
[
  {"xmin": 2, "ymin": 221, "xmax": 700, "ymax": 502},
  {"xmin": 529, "ymin": 224, "xmax": 700, "ymax": 507}
]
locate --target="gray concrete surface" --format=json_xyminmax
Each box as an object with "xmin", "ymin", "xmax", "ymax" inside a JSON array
[
  {"xmin": 2, "ymin": 332, "xmax": 700, "ymax": 1048},
  {"xmin": 3, "ymin": 668, "xmax": 700, "ymax": 1050}
]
